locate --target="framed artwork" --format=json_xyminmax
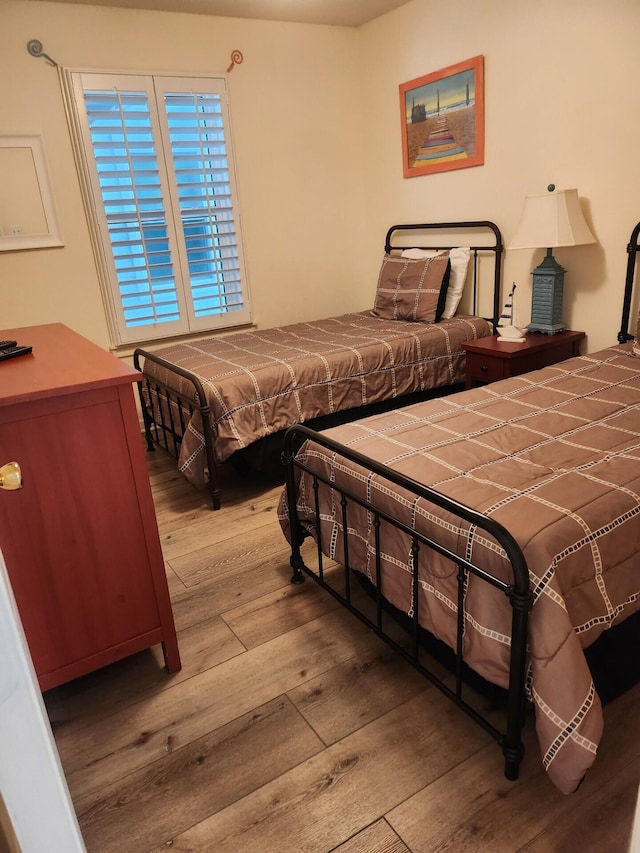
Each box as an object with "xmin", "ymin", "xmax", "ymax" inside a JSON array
[{"xmin": 399, "ymin": 55, "xmax": 484, "ymax": 179}]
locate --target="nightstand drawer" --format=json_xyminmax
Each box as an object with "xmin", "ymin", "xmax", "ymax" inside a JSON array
[{"xmin": 465, "ymin": 353, "xmax": 507, "ymax": 385}]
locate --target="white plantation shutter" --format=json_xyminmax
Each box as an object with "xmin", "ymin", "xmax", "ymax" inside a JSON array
[
  {"xmin": 68, "ymin": 72, "xmax": 251, "ymax": 345},
  {"xmin": 160, "ymin": 84, "xmax": 244, "ymax": 319},
  {"xmin": 82, "ymin": 84, "xmax": 182, "ymax": 331}
]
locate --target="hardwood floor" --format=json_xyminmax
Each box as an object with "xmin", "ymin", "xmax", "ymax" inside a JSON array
[{"xmin": 45, "ymin": 452, "xmax": 640, "ymax": 852}]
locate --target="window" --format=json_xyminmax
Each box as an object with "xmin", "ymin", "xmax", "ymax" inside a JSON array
[{"xmin": 67, "ymin": 72, "xmax": 251, "ymax": 345}]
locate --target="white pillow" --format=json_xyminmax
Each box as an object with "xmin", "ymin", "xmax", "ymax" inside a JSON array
[
  {"xmin": 400, "ymin": 248, "xmax": 442, "ymax": 260},
  {"xmin": 401, "ymin": 247, "xmax": 470, "ymax": 318},
  {"xmin": 442, "ymin": 247, "xmax": 471, "ymax": 318}
]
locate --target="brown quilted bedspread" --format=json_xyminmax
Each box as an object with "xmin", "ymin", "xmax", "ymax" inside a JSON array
[
  {"xmin": 278, "ymin": 343, "xmax": 640, "ymax": 794},
  {"xmin": 141, "ymin": 312, "xmax": 490, "ymax": 487}
]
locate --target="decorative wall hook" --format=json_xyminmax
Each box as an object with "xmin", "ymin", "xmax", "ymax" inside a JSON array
[
  {"xmin": 27, "ymin": 39, "xmax": 58, "ymax": 66},
  {"xmin": 227, "ymin": 50, "xmax": 243, "ymax": 72}
]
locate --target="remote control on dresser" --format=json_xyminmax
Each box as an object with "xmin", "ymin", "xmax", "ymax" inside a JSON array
[{"xmin": 0, "ymin": 345, "xmax": 33, "ymax": 362}]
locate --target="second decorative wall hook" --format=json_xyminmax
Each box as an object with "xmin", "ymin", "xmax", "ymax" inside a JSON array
[{"xmin": 227, "ymin": 50, "xmax": 244, "ymax": 72}]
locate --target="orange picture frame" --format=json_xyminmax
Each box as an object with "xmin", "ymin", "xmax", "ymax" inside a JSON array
[{"xmin": 399, "ymin": 55, "xmax": 484, "ymax": 179}]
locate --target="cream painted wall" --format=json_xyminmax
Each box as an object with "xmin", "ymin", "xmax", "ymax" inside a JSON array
[
  {"xmin": 1, "ymin": 0, "xmax": 639, "ymax": 353},
  {"xmin": 0, "ymin": 0, "xmax": 365, "ymax": 349},
  {"xmin": 357, "ymin": 0, "xmax": 640, "ymax": 352}
]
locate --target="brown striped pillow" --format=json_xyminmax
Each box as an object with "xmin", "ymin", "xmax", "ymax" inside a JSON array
[{"xmin": 371, "ymin": 252, "xmax": 451, "ymax": 323}]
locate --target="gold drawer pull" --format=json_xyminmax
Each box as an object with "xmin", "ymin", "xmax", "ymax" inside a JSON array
[{"xmin": 0, "ymin": 461, "xmax": 22, "ymax": 490}]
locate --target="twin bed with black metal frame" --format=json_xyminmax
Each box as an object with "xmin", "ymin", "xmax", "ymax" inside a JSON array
[
  {"xmin": 133, "ymin": 221, "xmax": 503, "ymax": 509},
  {"xmin": 278, "ymin": 221, "xmax": 640, "ymax": 796}
]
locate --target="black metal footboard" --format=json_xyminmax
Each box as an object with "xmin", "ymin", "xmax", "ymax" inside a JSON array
[
  {"xmin": 133, "ymin": 349, "xmax": 221, "ymax": 510},
  {"xmin": 282, "ymin": 423, "xmax": 533, "ymax": 781}
]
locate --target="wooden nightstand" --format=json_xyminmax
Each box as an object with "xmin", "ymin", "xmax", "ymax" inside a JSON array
[{"xmin": 461, "ymin": 330, "xmax": 586, "ymax": 389}]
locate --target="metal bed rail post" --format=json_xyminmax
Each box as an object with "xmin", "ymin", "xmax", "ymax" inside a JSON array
[
  {"xmin": 618, "ymin": 221, "xmax": 640, "ymax": 344},
  {"xmin": 282, "ymin": 428, "xmax": 307, "ymax": 584}
]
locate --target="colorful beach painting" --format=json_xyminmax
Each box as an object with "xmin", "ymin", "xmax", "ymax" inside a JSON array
[{"xmin": 399, "ymin": 56, "xmax": 484, "ymax": 178}]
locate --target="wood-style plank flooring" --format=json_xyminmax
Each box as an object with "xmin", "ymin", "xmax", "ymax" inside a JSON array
[{"xmin": 45, "ymin": 452, "xmax": 640, "ymax": 852}]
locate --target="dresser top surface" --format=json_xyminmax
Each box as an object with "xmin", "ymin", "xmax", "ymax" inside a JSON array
[{"xmin": 0, "ymin": 323, "xmax": 139, "ymax": 407}]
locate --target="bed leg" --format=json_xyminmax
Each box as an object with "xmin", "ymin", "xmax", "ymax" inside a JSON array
[
  {"xmin": 283, "ymin": 426, "xmax": 306, "ymax": 585},
  {"xmin": 501, "ymin": 586, "xmax": 531, "ymax": 782},
  {"xmin": 201, "ymin": 408, "xmax": 222, "ymax": 510},
  {"xmin": 502, "ymin": 741, "xmax": 524, "ymax": 781},
  {"xmin": 209, "ymin": 484, "xmax": 221, "ymax": 511},
  {"xmin": 290, "ymin": 555, "xmax": 306, "ymax": 585},
  {"xmin": 134, "ymin": 378, "xmax": 156, "ymax": 452},
  {"xmin": 287, "ymin": 504, "xmax": 306, "ymax": 585}
]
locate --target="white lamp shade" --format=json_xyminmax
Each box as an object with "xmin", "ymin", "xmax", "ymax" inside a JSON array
[{"xmin": 510, "ymin": 188, "xmax": 596, "ymax": 249}]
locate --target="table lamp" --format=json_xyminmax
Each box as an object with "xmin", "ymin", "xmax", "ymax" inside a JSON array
[{"xmin": 510, "ymin": 185, "xmax": 596, "ymax": 334}]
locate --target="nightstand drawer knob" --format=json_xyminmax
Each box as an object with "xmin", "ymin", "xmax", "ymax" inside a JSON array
[{"xmin": 480, "ymin": 364, "xmax": 488, "ymax": 372}]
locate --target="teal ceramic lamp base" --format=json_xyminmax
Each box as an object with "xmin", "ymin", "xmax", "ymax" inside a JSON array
[{"xmin": 526, "ymin": 249, "xmax": 566, "ymax": 334}]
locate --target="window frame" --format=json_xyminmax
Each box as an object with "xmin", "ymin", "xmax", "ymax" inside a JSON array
[{"xmin": 65, "ymin": 69, "xmax": 251, "ymax": 347}]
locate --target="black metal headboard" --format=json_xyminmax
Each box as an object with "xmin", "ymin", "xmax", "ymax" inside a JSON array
[
  {"xmin": 618, "ymin": 221, "xmax": 640, "ymax": 344},
  {"xmin": 384, "ymin": 221, "xmax": 503, "ymax": 331}
]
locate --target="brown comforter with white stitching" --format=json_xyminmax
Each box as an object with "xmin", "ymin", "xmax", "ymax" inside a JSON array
[
  {"xmin": 278, "ymin": 344, "xmax": 640, "ymax": 794},
  {"xmin": 140, "ymin": 312, "xmax": 490, "ymax": 487}
]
